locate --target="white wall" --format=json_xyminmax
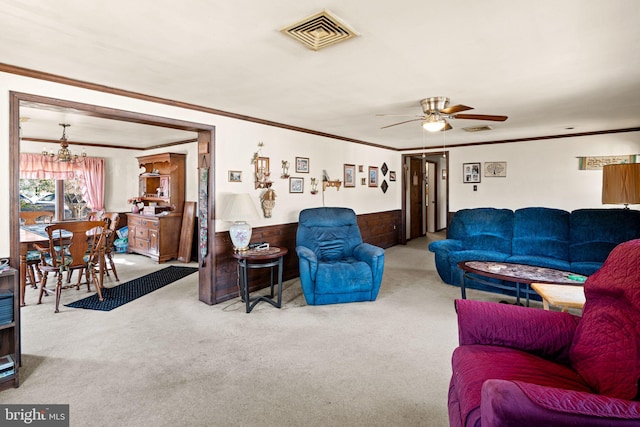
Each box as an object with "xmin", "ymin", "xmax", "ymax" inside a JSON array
[
  {"xmin": 215, "ymin": 121, "xmax": 401, "ymax": 230},
  {"xmin": 445, "ymin": 133, "xmax": 640, "ymax": 211},
  {"xmin": 0, "ymin": 72, "xmax": 400, "ymax": 257}
]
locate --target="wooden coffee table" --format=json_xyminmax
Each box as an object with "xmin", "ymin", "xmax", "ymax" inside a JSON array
[
  {"xmin": 531, "ymin": 282, "xmax": 585, "ymax": 312},
  {"xmin": 457, "ymin": 261, "xmax": 587, "ymax": 306}
]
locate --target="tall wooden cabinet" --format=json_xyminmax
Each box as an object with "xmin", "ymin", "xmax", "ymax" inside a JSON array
[
  {"xmin": 0, "ymin": 268, "xmax": 19, "ymax": 390},
  {"xmin": 128, "ymin": 153, "xmax": 186, "ymax": 263}
]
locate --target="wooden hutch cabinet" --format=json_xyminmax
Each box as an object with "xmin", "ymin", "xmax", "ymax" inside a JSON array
[{"xmin": 127, "ymin": 153, "xmax": 186, "ymax": 263}]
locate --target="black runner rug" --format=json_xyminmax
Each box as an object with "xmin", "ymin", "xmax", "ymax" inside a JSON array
[{"xmin": 65, "ymin": 266, "xmax": 198, "ymax": 311}]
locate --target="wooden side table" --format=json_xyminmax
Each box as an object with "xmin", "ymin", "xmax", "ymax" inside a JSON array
[
  {"xmin": 232, "ymin": 247, "xmax": 288, "ymax": 313},
  {"xmin": 531, "ymin": 282, "xmax": 585, "ymax": 312}
]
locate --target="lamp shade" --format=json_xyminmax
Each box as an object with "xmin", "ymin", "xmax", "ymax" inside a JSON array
[
  {"xmin": 602, "ymin": 163, "xmax": 640, "ymax": 207},
  {"xmin": 221, "ymin": 193, "xmax": 261, "ymax": 251},
  {"xmin": 220, "ymin": 193, "xmax": 261, "ymax": 222}
]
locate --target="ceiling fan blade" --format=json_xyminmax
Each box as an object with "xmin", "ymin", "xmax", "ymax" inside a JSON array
[
  {"xmin": 376, "ymin": 113, "xmax": 424, "ymax": 117},
  {"xmin": 441, "ymin": 121, "xmax": 453, "ymax": 131},
  {"xmin": 440, "ymin": 104, "xmax": 473, "ymax": 115},
  {"xmin": 380, "ymin": 118, "xmax": 423, "ymax": 129},
  {"xmin": 452, "ymin": 113, "xmax": 508, "ymax": 122}
]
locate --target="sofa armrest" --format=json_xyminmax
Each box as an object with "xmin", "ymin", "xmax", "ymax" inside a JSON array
[
  {"xmin": 353, "ymin": 243, "xmax": 385, "ymax": 288},
  {"xmin": 455, "ymin": 299, "xmax": 580, "ymax": 362},
  {"xmin": 353, "ymin": 243, "xmax": 384, "ymax": 263},
  {"xmin": 428, "ymin": 239, "xmax": 463, "ymax": 253},
  {"xmin": 296, "ymin": 245, "xmax": 318, "ymax": 278},
  {"xmin": 481, "ymin": 379, "xmax": 640, "ymax": 427}
]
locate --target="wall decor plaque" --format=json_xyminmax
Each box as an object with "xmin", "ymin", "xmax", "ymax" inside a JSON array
[{"xmin": 578, "ymin": 155, "xmax": 637, "ymax": 170}]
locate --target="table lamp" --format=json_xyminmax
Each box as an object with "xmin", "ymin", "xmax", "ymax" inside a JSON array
[
  {"xmin": 602, "ymin": 163, "xmax": 640, "ymax": 209},
  {"xmin": 221, "ymin": 193, "xmax": 261, "ymax": 251}
]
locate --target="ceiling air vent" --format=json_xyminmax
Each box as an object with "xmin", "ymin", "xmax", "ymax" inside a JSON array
[
  {"xmin": 280, "ymin": 9, "xmax": 359, "ymax": 51},
  {"xmin": 463, "ymin": 125, "xmax": 493, "ymax": 132}
]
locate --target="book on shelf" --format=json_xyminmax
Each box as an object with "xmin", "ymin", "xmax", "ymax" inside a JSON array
[
  {"xmin": 0, "ymin": 354, "xmax": 14, "ymax": 371},
  {"xmin": 0, "ymin": 369, "xmax": 15, "ymax": 379}
]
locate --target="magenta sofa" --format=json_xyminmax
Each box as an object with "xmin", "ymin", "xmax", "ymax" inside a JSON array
[{"xmin": 448, "ymin": 239, "xmax": 640, "ymax": 426}]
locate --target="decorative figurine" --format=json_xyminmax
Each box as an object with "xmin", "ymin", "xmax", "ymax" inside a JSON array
[
  {"xmin": 310, "ymin": 177, "xmax": 318, "ymax": 194},
  {"xmin": 260, "ymin": 188, "xmax": 276, "ymax": 218},
  {"xmin": 281, "ymin": 160, "xmax": 290, "ymax": 178}
]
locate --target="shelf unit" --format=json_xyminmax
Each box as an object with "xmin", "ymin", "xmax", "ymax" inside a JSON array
[
  {"xmin": 137, "ymin": 153, "xmax": 186, "ymax": 213},
  {"xmin": 0, "ymin": 267, "xmax": 19, "ymax": 391},
  {"xmin": 128, "ymin": 152, "xmax": 186, "ymax": 263}
]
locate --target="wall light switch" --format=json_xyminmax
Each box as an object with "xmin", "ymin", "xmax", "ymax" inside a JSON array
[{"xmin": 473, "ymin": 185, "xmax": 477, "ymax": 191}]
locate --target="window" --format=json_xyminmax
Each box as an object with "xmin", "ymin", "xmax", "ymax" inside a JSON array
[{"xmin": 19, "ymin": 176, "xmax": 88, "ymax": 220}]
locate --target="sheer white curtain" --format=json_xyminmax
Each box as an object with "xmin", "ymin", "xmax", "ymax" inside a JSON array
[{"xmin": 19, "ymin": 153, "xmax": 105, "ymax": 210}]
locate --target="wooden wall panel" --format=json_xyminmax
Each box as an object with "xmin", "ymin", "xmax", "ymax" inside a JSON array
[{"xmin": 212, "ymin": 209, "xmax": 401, "ymax": 304}]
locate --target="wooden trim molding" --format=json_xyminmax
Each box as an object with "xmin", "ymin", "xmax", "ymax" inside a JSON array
[{"xmin": 1, "ymin": 63, "xmax": 390, "ymax": 151}]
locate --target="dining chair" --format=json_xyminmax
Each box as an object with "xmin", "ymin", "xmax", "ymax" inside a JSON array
[
  {"xmin": 36, "ymin": 220, "xmax": 108, "ymax": 313},
  {"xmin": 19, "ymin": 211, "xmax": 54, "ymax": 225},
  {"xmin": 101, "ymin": 212, "xmax": 121, "ymax": 281},
  {"xmin": 20, "ymin": 211, "xmax": 55, "ymax": 289}
]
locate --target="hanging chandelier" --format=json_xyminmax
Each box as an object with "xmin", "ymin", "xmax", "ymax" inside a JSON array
[{"xmin": 42, "ymin": 123, "xmax": 86, "ymax": 163}]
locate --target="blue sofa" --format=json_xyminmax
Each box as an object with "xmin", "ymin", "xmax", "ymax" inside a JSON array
[{"xmin": 429, "ymin": 207, "xmax": 640, "ymax": 296}]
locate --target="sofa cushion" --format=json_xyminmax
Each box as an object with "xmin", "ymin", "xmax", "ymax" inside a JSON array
[
  {"xmin": 569, "ymin": 209, "xmax": 640, "ymax": 263},
  {"xmin": 452, "ymin": 345, "xmax": 593, "ymax": 427},
  {"xmin": 512, "ymin": 207, "xmax": 570, "ymax": 260},
  {"xmin": 569, "ymin": 239, "xmax": 640, "ymax": 400},
  {"xmin": 448, "ymin": 208, "xmax": 514, "ymax": 254},
  {"xmin": 570, "ymin": 300, "xmax": 638, "ymax": 399},
  {"xmin": 569, "ymin": 261, "xmax": 604, "ymax": 276},
  {"xmin": 315, "ymin": 259, "xmax": 372, "ymax": 294},
  {"xmin": 448, "ymin": 250, "xmax": 511, "ymax": 288}
]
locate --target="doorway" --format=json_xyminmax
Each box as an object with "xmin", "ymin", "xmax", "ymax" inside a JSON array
[
  {"xmin": 9, "ymin": 91, "xmax": 217, "ymax": 304},
  {"xmin": 402, "ymin": 152, "xmax": 448, "ymax": 242}
]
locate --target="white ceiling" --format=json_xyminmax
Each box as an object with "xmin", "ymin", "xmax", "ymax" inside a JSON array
[{"xmin": 2, "ymin": 0, "xmax": 640, "ymax": 150}]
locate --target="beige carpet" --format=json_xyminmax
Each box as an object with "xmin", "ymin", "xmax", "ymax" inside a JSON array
[{"xmin": 3, "ymin": 235, "xmax": 528, "ymax": 426}]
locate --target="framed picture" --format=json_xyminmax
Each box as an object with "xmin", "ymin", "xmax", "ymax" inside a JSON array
[
  {"xmin": 289, "ymin": 177, "xmax": 304, "ymax": 193},
  {"xmin": 228, "ymin": 170, "xmax": 242, "ymax": 182},
  {"xmin": 358, "ymin": 165, "xmax": 364, "ymax": 173},
  {"xmin": 389, "ymin": 171, "xmax": 396, "ymax": 182},
  {"xmin": 463, "ymin": 163, "xmax": 481, "ymax": 183},
  {"xmin": 295, "ymin": 157, "xmax": 309, "ymax": 173},
  {"xmin": 484, "ymin": 161, "xmax": 507, "ymax": 177},
  {"xmin": 343, "ymin": 164, "xmax": 356, "ymax": 187},
  {"xmin": 368, "ymin": 166, "xmax": 378, "ymax": 187}
]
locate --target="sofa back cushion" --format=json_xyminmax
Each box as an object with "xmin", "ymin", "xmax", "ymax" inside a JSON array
[
  {"xmin": 569, "ymin": 239, "xmax": 640, "ymax": 399},
  {"xmin": 297, "ymin": 207, "xmax": 363, "ymax": 261},
  {"xmin": 569, "ymin": 209, "xmax": 640, "ymax": 263},
  {"xmin": 448, "ymin": 208, "xmax": 514, "ymax": 254},
  {"xmin": 512, "ymin": 207, "xmax": 570, "ymax": 260}
]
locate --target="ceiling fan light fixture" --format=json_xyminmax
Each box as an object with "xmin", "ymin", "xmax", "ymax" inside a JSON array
[{"xmin": 422, "ymin": 115, "xmax": 446, "ymax": 132}]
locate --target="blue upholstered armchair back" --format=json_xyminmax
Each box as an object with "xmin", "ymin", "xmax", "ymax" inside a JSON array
[{"xmin": 297, "ymin": 207, "xmax": 363, "ymax": 261}]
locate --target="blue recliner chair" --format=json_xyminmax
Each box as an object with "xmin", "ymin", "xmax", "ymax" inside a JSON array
[{"xmin": 296, "ymin": 207, "xmax": 385, "ymax": 305}]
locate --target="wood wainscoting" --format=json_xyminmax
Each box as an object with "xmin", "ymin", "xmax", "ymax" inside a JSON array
[{"xmin": 212, "ymin": 209, "xmax": 402, "ymax": 304}]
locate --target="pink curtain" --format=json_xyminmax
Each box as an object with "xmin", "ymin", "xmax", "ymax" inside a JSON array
[
  {"xmin": 19, "ymin": 153, "xmax": 105, "ymax": 210},
  {"xmin": 78, "ymin": 157, "xmax": 105, "ymax": 210},
  {"xmin": 20, "ymin": 153, "xmax": 76, "ymax": 180}
]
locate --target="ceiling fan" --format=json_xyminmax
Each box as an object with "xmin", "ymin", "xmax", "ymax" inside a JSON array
[{"xmin": 377, "ymin": 97, "xmax": 508, "ymax": 132}]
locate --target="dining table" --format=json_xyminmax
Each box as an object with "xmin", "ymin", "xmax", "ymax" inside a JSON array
[{"xmin": 19, "ymin": 223, "xmax": 105, "ymax": 307}]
